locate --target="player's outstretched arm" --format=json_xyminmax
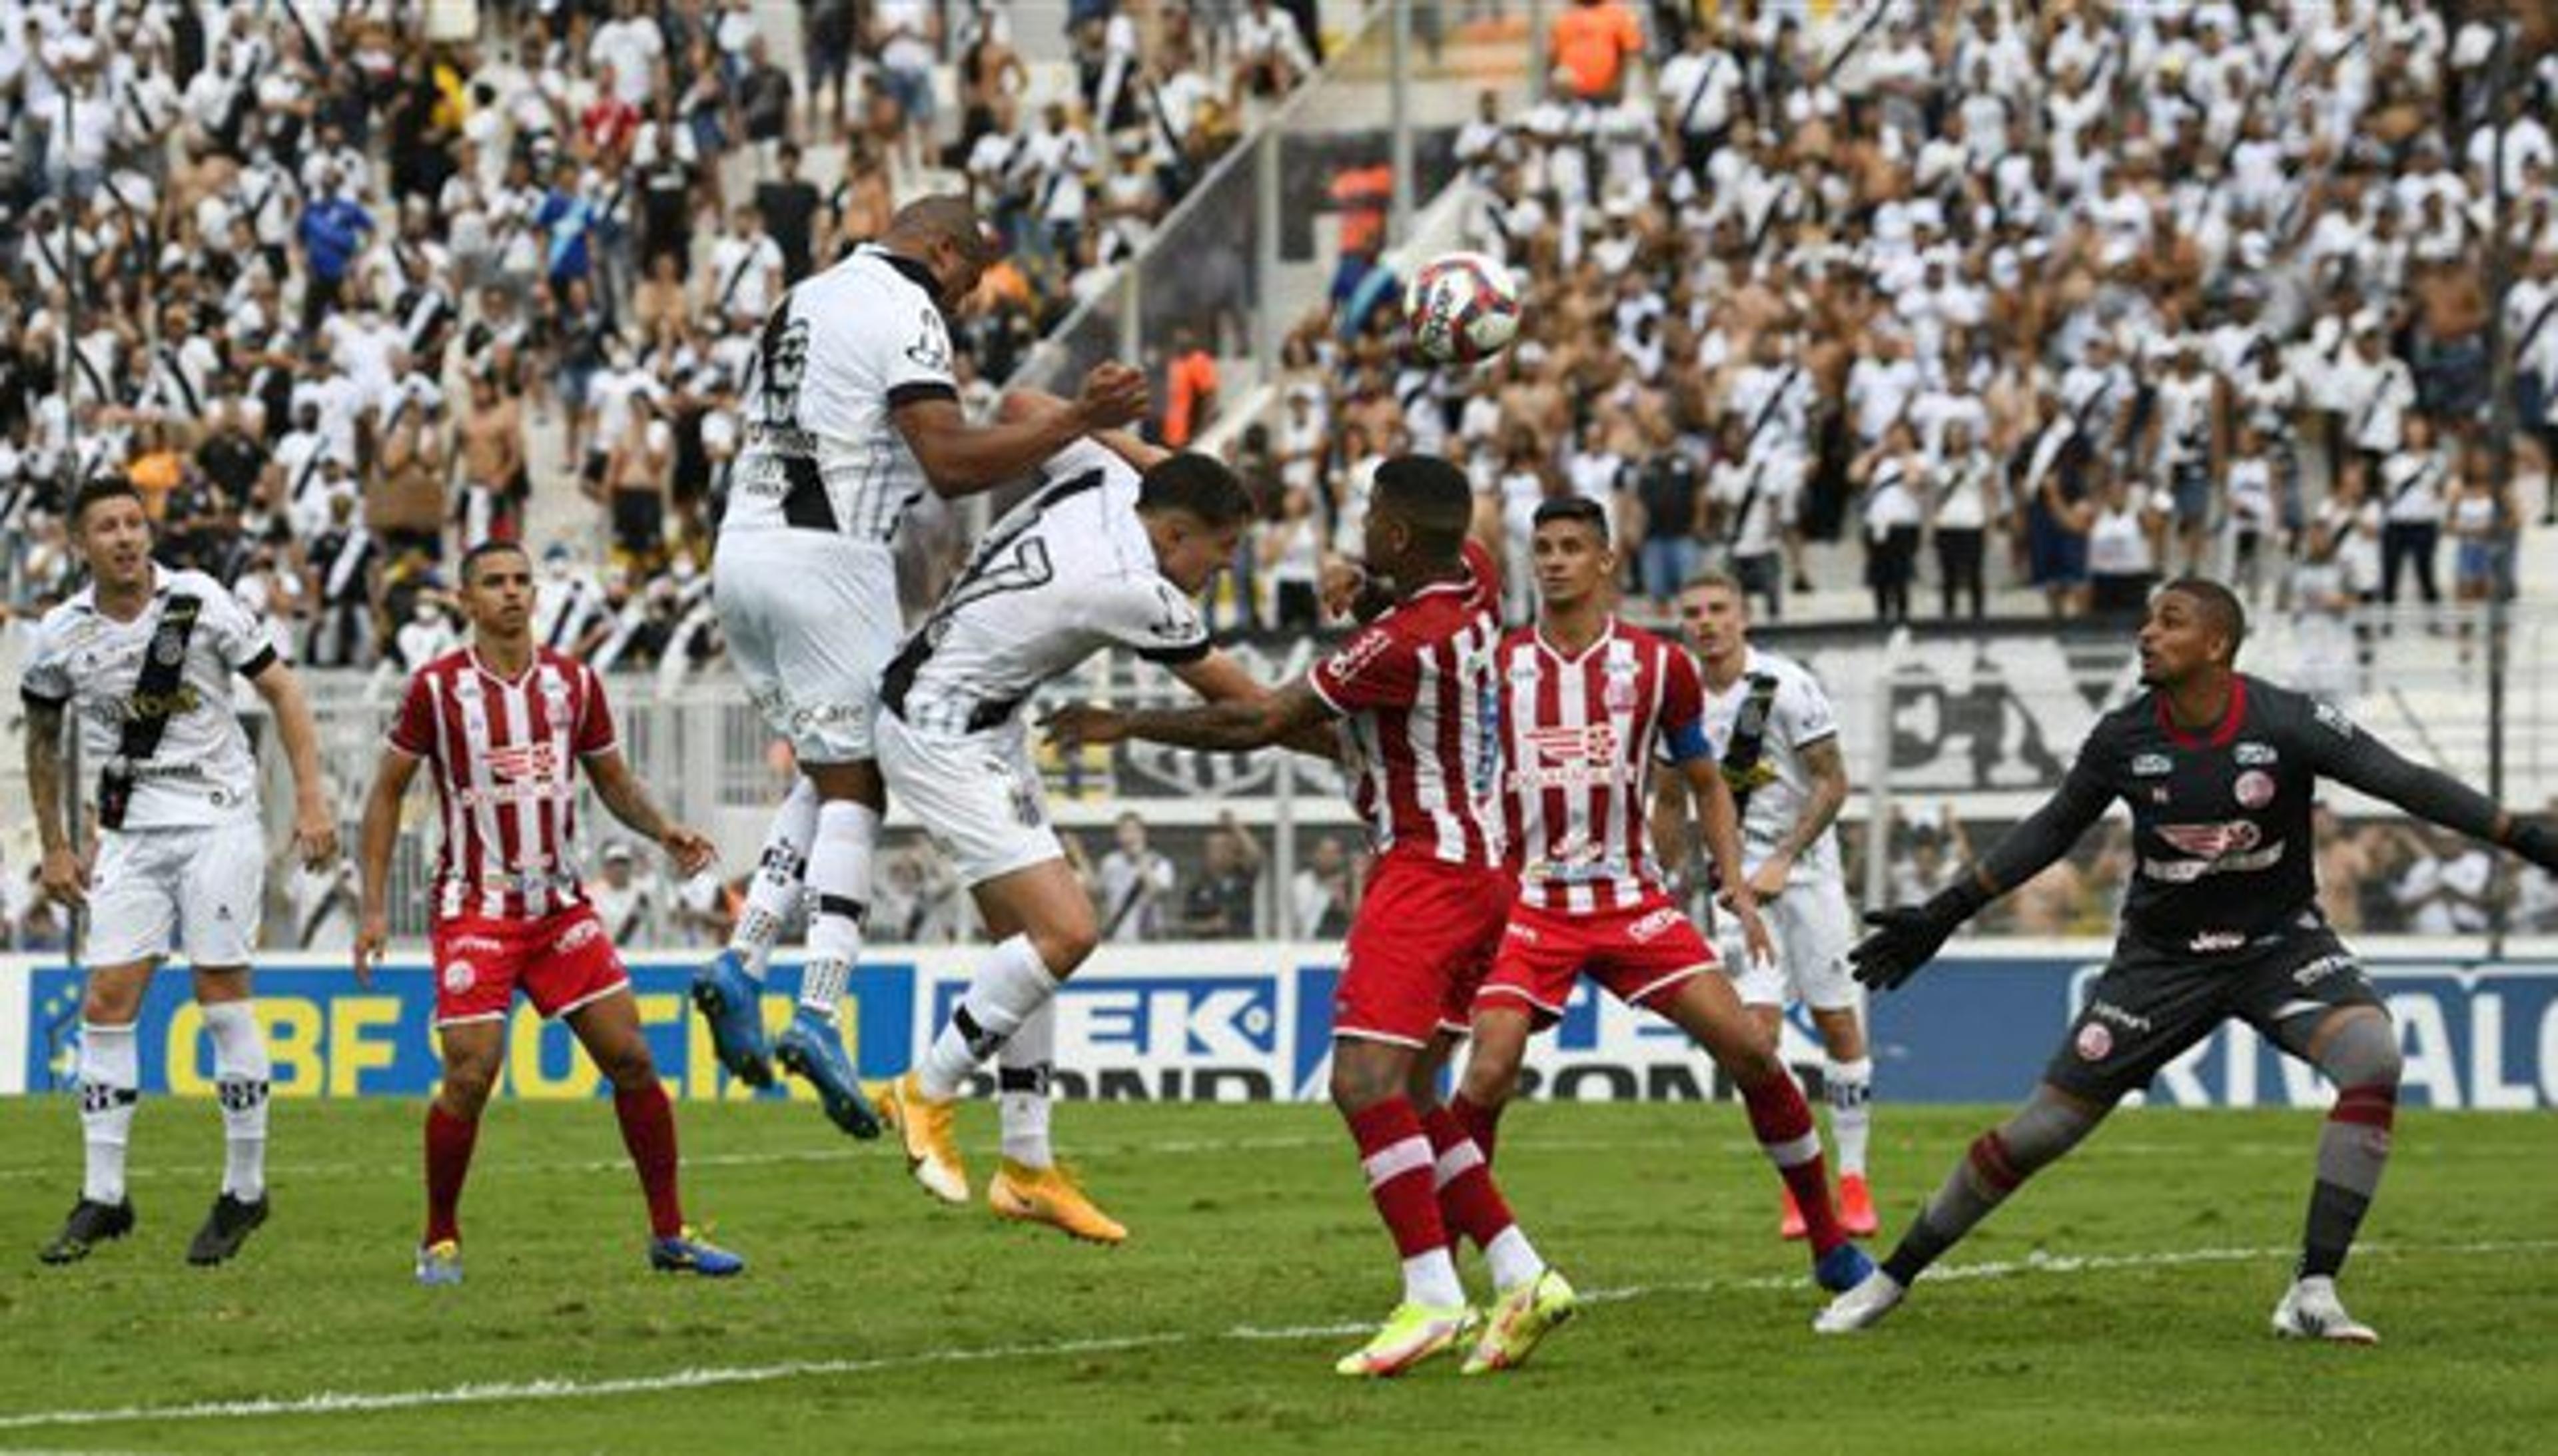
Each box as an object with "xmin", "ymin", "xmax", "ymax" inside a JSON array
[
  {"xmin": 2304, "ymin": 709, "xmax": 2558, "ymax": 873},
  {"xmin": 896, "ymin": 363, "xmax": 1148, "ymax": 497},
  {"xmin": 1170, "ymin": 651, "xmax": 1342, "ymax": 762},
  {"xmin": 354, "ymin": 747, "xmax": 420, "ymax": 985},
  {"xmin": 584, "ymin": 749, "xmax": 718, "ymax": 878},
  {"xmin": 1853, "ymin": 755, "xmax": 2113, "ymax": 992},
  {"xmin": 248, "ymin": 657, "xmax": 340, "ymax": 868},
  {"xmin": 1048, "ymin": 677, "xmax": 1332, "ymax": 755}
]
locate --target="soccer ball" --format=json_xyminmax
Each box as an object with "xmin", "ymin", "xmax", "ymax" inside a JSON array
[{"xmin": 1404, "ymin": 252, "xmax": 1522, "ymax": 366}]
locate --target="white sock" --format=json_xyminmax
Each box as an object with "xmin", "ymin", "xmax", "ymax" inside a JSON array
[
  {"xmin": 1402, "ymin": 1249, "xmax": 1466, "ymax": 1309},
  {"xmin": 201, "ymin": 1001, "xmax": 272, "ymax": 1201},
  {"xmin": 916, "ymin": 934, "xmax": 1057, "ymax": 1099},
  {"xmin": 77, "ymin": 1023, "xmax": 139, "ymax": 1206},
  {"xmin": 728, "ymin": 776, "xmax": 821, "ymax": 979},
  {"xmin": 998, "ymin": 1001, "xmax": 1056, "ymax": 1170},
  {"xmin": 799, "ymin": 799, "xmax": 879, "ymax": 1016},
  {"xmin": 1827, "ymin": 1056, "xmax": 1874, "ymax": 1178},
  {"xmin": 1484, "ymin": 1226, "xmax": 1545, "ymax": 1293}
]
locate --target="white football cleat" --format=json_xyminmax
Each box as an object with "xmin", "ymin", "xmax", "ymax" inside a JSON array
[
  {"xmin": 2270, "ymin": 1275, "xmax": 2378, "ymax": 1345},
  {"xmin": 1812, "ymin": 1270, "xmax": 1907, "ymax": 1334}
]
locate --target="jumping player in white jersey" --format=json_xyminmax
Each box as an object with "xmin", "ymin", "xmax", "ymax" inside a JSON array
[
  {"xmin": 693, "ymin": 195, "xmax": 1147, "ymax": 1137},
  {"xmin": 20, "ymin": 479, "xmax": 338, "ymax": 1266},
  {"xmin": 851, "ymin": 408, "xmax": 1264, "ymax": 1242},
  {"xmin": 1455, "ymin": 499, "xmax": 1875, "ymax": 1303},
  {"xmin": 1660, "ymin": 569, "xmax": 1881, "ymax": 1238}
]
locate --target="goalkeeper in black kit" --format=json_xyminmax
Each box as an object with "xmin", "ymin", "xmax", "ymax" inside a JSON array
[{"xmin": 1816, "ymin": 579, "xmax": 2558, "ymax": 1343}]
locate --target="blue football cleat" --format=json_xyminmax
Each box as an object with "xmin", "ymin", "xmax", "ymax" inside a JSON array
[
  {"xmin": 1815, "ymin": 1242, "xmax": 1877, "ymax": 1294},
  {"xmin": 691, "ymin": 951, "xmax": 774, "ymax": 1088},
  {"xmin": 416, "ymin": 1240, "xmax": 464, "ymax": 1287},
  {"xmin": 774, "ymin": 1010, "xmax": 883, "ymax": 1139},
  {"xmin": 649, "ymin": 1228, "xmax": 745, "ymax": 1277}
]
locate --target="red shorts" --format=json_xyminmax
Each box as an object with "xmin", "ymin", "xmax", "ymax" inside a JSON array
[
  {"xmin": 1478, "ymin": 893, "xmax": 1716, "ymax": 1027},
  {"xmin": 430, "ymin": 905, "xmax": 629, "ymax": 1028},
  {"xmin": 1336, "ymin": 855, "xmax": 1511, "ymax": 1047}
]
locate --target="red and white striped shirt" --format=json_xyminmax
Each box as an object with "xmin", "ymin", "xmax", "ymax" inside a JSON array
[
  {"xmin": 388, "ymin": 646, "xmax": 618, "ymax": 922},
  {"xmin": 1307, "ymin": 540, "xmax": 1505, "ymax": 869},
  {"xmin": 1499, "ymin": 619, "xmax": 1710, "ymax": 912}
]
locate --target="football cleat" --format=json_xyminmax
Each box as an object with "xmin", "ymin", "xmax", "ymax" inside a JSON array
[
  {"xmin": 881, "ymin": 1072, "xmax": 969, "ymax": 1204},
  {"xmin": 1814, "ymin": 1241, "xmax": 1877, "ymax": 1293},
  {"xmin": 1839, "ymin": 1174, "xmax": 1879, "ymax": 1238},
  {"xmin": 691, "ymin": 951, "xmax": 774, "ymax": 1089},
  {"xmin": 1813, "ymin": 1269, "xmax": 1907, "ymax": 1334},
  {"xmin": 39, "ymin": 1198, "xmax": 135, "ymax": 1265},
  {"xmin": 2271, "ymin": 1276, "xmax": 2378, "ymax": 1345},
  {"xmin": 415, "ymin": 1240, "xmax": 464, "ymax": 1287},
  {"xmin": 1462, "ymin": 1267, "xmax": 1577, "ymax": 1375},
  {"xmin": 989, "ymin": 1159, "xmax": 1127, "ymax": 1244},
  {"xmin": 1779, "ymin": 1183, "xmax": 1809, "ymax": 1241},
  {"xmin": 649, "ymin": 1227, "xmax": 746, "ymax": 1277},
  {"xmin": 1334, "ymin": 1301, "xmax": 1473, "ymax": 1378},
  {"xmin": 187, "ymin": 1192, "xmax": 269, "ymax": 1266},
  {"xmin": 774, "ymin": 1010, "xmax": 882, "ymax": 1140}
]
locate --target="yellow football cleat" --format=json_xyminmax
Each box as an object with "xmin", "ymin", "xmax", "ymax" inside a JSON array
[
  {"xmin": 987, "ymin": 1159, "xmax": 1128, "ymax": 1244},
  {"xmin": 1334, "ymin": 1301, "xmax": 1473, "ymax": 1378},
  {"xmin": 1462, "ymin": 1267, "xmax": 1577, "ymax": 1374},
  {"xmin": 862, "ymin": 1080, "xmax": 898, "ymax": 1129},
  {"xmin": 881, "ymin": 1072, "xmax": 969, "ymax": 1204}
]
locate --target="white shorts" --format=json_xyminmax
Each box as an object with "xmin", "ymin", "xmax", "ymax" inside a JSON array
[
  {"xmin": 86, "ymin": 820, "xmax": 266, "ymax": 968},
  {"xmin": 875, "ymin": 712, "xmax": 1061, "ymax": 889},
  {"xmin": 714, "ymin": 531, "xmax": 903, "ymax": 764},
  {"xmin": 1717, "ymin": 877, "xmax": 1861, "ymax": 1014}
]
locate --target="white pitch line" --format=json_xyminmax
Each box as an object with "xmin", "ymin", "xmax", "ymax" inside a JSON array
[{"xmin": 2, "ymin": 1238, "xmax": 2551, "ymax": 1433}]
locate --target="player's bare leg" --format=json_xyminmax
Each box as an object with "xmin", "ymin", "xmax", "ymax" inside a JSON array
[
  {"xmin": 186, "ymin": 965, "xmax": 272, "ymax": 1265},
  {"xmin": 1657, "ymin": 976, "xmax": 1872, "ymax": 1289},
  {"xmin": 418, "ymin": 1019, "xmax": 504, "ymax": 1286},
  {"xmin": 566, "ymin": 989, "xmax": 743, "ymax": 1276},
  {"xmin": 1808, "ymin": 1004, "xmax": 1877, "ymax": 1237},
  {"xmin": 769, "ymin": 761, "xmax": 884, "ymax": 1139},
  {"xmin": 1816, "ymin": 1082, "xmax": 2111, "ymax": 1333},
  {"xmin": 1433, "ymin": 1015, "xmax": 1575, "ymax": 1375},
  {"xmin": 693, "ymin": 774, "xmax": 821, "ymax": 1089},
  {"xmin": 41, "ymin": 962, "xmax": 153, "ymax": 1265},
  {"xmin": 2270, "ymin": 1005, "xmax": 2401, "ymax": 1344},
  {"xmin": 893, "ymin": 860, "xmax": 1096, "ymax": 1208},
  {"xmin": 1330, "ymin": 1035, "xmax": 1477, "ymax": 1377}
]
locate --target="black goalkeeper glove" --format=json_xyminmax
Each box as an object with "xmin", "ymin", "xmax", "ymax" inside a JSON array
[
  {"xmin": 1849, "ymin": 883, "xmax": 1986, "ymax": 992},
  {"xmin": 2512, "ymin": 818, "xmax": 2558, "ymax": 875}
]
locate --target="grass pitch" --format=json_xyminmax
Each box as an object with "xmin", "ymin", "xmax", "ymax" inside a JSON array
[{"xmin": 0, "ymin": 1097, "xmax": 2550, "ymax": 1453}]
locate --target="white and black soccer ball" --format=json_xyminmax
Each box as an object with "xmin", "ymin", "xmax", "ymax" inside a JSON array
[{"xmin": 1403, "ymin": 251, "xmax": 1523, "ymax": 366}]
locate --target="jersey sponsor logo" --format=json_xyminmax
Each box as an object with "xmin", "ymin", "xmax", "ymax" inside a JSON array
[
  {"xmin": 2234, "ymin": 741, "xmax": 2279, "ymax": 766},
  {"xmin": 2292, "ymin": 952, "xmax": 2357, "ymax": 988},
  {"xmin": 1503, "ymin": 920, "xmax": 1543, "ymax": 946},
  {"xmin": 2154, "ymin": 819, "xmax": 2263, "ymax": 859},
  {"xmin": 2075, "ymin": 1020, "xmax": 2114, "ymax": 1060},
  {"xmin": 123, "ymin": 685, "xmax": 204, "ymax": 721},
  {"xmin": 2234, "ymin": 769, "xmax": 2276, "ymax": 809},
  {"xmin": 2190, "ymin": 930, "xmax": 2250, "ymax": 952},
  {"xmin": 1325, "ymin": 627, "xmax": 1394, "ymax": 685},
  {"xmin": 552, "ymin": 918, "xmax": 603, "ymax": 955},
  {"xmin": 2312, "ymin": 699, "xmax": 2355, "ymax": 739},
  {"xmin": 446, "ymin": 934, "xmax": 506, "ymax": 954},
  {"xmin": 1511, "ymin": 723, "xmax": 1629, "ymax": 793},
  {"xmin": 2140, "ymin": 837, "xmax": 2285, "ymax": 883},
  {"xmin": 2131, "ymin": 753, "xmax": 2174, "ymax": 777},
  {"xmin": 1628, "ymin": 905, "xmax": 1685, "ymax": 943},
  {"xmin": 480, "ymin": 741, "xmax": 563, "ymax": 784},
  {"xmin": 2086, "ymin": 998, "xmax": 2153, "ymax": 1032},
  {"xmin": 1506, "ymin": 657, "xmax": 1542, "ymax": 684}
]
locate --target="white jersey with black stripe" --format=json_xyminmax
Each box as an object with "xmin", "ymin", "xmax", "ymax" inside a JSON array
[
  {"xmin": 880, "ymin": 440, "xmax": 1212, "ymax": 737},
  {"xmin": 721, "ymin": 245, "xmax": 958, "ymax": 547}
]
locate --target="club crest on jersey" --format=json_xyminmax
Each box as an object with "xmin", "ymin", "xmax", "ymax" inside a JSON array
[
  {"xmin": 442, "ymin": 960, "xmax": 476, "ymax": 994},
  {"xmin": 149, "ymin": 623, "xmax": 187, "ymax": 665},
  {"xmin": 2234, "ymin": 741, "xmax": 2278, "ymax": 766},
  {"xmin": 2234, "ymin": 769, "xmax": 2276, "ymax": 809},
  {"xmin": 2132, "ymin": 753, "xmax": 2173, "ymax": 777},
  {"xmin": 2075, "ymin": 1021, "xmax": 2114, "ymax": 1061}
]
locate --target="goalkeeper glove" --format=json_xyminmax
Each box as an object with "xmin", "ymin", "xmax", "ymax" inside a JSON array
[{"xmin": 1849, "ymin": 881, "xmax": 1987, "ymax": 992}]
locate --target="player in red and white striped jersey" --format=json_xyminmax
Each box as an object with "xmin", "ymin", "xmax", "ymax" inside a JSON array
[
  {"xmin": 355, "ymin": 541, "xmax": 741, "ymax": 1284},
  {"xmin": 1451, "ymin": 498, "xmax": 1875, "ymax": 1297},
  {"xmin": 1050, "ymin": 458, "xmax": 1563, "ymax": 1376}
]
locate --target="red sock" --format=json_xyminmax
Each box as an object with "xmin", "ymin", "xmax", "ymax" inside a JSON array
[
  {"xmin": 1450, "ymin": 1092, "xmax": 1502, "ymax": 1166},
  {"xmin": 423, "ymin": 1102, "xmax": 478, "ymax": 1246},
  {"xmin": 1344, "ymin": 1097, "xmax": 1449, "ymax": 1260},
  {"xmin": 613, "ymin": 1084, "xmax": 685, "ymax": 1239},
  {"xmin": 1742, "ymin": 1074, "xmax": 1847, "ymax": 1254},
  {"xmin": 1421, "ymin": 1104, "xmax": 1516, "ymax": 1252}
]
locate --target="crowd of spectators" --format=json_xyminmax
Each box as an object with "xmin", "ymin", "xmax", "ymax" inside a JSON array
[
  {"xmin": 0, "ymin": 0, "xmax": 1312, "ymax": 681},
  {"xmin": 1211, "ymin": 0, "xmax": 2553, "ymax": 637}
]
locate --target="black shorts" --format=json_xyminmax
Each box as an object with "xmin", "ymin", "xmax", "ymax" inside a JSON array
[{"xmin": 2042, "ymin": 928, "xmax": 2381, "ymax": 1103}]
